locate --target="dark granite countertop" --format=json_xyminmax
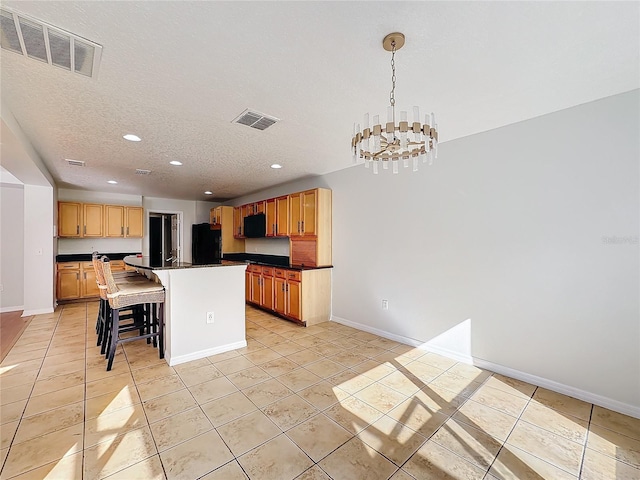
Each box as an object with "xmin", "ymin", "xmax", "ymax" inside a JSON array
[
  {"xmin": 56, "ymin": 252, "xmax": 141, "ymax": 262},
  {"xmin": 223, "ymin": 253, "xmax": 333, "ymax": 271},
  {"xmin": 123, "ymin": 255, "xmax": 246, "ymax": 271}
]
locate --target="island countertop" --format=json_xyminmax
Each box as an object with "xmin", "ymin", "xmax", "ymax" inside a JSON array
[{"xmin": 123, "ymin": 255, "xmax": 246, "ymax": 270}]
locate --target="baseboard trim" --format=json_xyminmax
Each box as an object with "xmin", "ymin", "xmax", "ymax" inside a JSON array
[
  {"xmin": 21, "ymin": 307, "xmax": 54, "ymax": 316},
  {"xmin": 331, "ymin": 315, "xmax": 640, "ymax": 419},
  {"xmin": 0, "ymin": 305, "xmax": 24, "ymax": 313},
  {"xmin": 473, "ymin": 358, "xmax": 640, "ymax": 419},
  {"xmin": 331, "ymin": 315, "xmax": 473, "ymax": 364},
  {"xmin": 167, "ymin": 339, "xmax": 247, "ymax": 367}
]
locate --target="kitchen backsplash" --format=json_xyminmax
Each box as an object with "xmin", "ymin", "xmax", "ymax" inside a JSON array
[
  {"xmin": 244, "ymin": 237, "xmax": 289, "ymax": 256},
  {"xmin": 57, "ymin": 238, "xmax": 142, "ymax": 254}
]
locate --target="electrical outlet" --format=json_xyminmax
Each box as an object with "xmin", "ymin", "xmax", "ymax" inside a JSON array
[
  {"xmin": 206, "ymin": 311, "xmax": 215, "ymax": 324},
  {"xmin": 382, "ymin": 299, "xmax": 389, "ymax": 310}
]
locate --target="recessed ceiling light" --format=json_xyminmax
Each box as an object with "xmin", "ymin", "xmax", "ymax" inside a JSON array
[
  {"xmin": 169, "ymin": 161, "xmax": 183, "ymax": 166},
  {"xmin": 271, "ymin": 164, "xmax": 282, "ymax": 169},
  {"xmin": 107, "ymin": 180, "xmax": 118, "ymax": 184},
  {"xmin": 123, "ymin": 134, "xmax": 141, "ymax": 142},
  {"xmin": 204, "ymin": 191, "xmax": 213, "ymax": 195}
]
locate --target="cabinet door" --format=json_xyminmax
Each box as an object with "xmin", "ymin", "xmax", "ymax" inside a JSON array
[
  {"xmin": 234, "ymin": 207, "xmax": 244, "ymax": 238},
  {"xmin": 105, "ymin": 206, "xmax": 125, "ymax": 237},
  {"xmin": 254, "ymin": 201, "xmax": 265, "ymax": 214},
  {"xmin": 275, "ymin": 196, "xmax": 289, "ymax": 236},
  {"xmin": 82, "ymin": 268, "xmax": 100, "ymax": 297},
  {"xmin": 301, "ymin": 190, "xmax": 317, "ymax": 236},
  {"xmin": 289, "ymin": 193, "xmax": 302, "ymax": 236},
  {"xmin": 274, "ymin": 278, "xmax": 286, "ymax": 315},
  {"xmin": 287, "ymin": 280, "xmax": 302, "ymax": 320},
  {"xmin": 83, "ymin": 204, "xmax": 103, "ymax": 237},
  {"xmin": 125, "ymin": 207, "xmax": 144, "ymax": 237},
  {"xmin": 265, "ymin": 199, "xmax": 276, "ymax": 237},
  {"xmin": 262, "ymin": 275, "xmax": 274, "ymax": 310},
  {"xmin": 250, "ymin": 273, "xmax": 262, "ymax": 304},
  {"xmin": 58, "ymin": 202, "xmax": 82, "ymax": 237},
  {"xmin": 57, "ymin": 270, "xmax": 81, "ymax": 300}
]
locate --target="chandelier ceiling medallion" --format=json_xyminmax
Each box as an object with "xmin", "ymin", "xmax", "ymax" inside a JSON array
[{"xmin": 352, "ymin": 32, "xmax": 438, "ymax": 174}]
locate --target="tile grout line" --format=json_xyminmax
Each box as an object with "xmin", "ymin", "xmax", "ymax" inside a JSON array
[
  {"xmin": 0, "ymin": 307, "xmax": 64, "ymax": 478},
  {"xmin": 577, "ymin": 404, "xmax": 594, "ymax": 479}
]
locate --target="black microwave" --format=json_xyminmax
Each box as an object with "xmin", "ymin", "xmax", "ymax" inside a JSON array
[{"xmin": 244, "ymin": 213, "xmax": 266, "ymax": 238}]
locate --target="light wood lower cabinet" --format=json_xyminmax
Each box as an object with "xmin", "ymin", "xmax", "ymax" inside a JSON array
[
  {"xmin": 246, "ymin": 264, "xmax": 331, "ymax": 325},
  {"xmin": 56, "ymin": 260, "xmax": 127, "ymax": 301}
]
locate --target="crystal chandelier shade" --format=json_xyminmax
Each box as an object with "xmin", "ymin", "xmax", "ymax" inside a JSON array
[{"xmin": 352, "ymin": 33, "xmax": 439, "ymax": 174}]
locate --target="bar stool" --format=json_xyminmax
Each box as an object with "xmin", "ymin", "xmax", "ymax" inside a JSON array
[
  {"xmin": 92, "ymin": 253, "xmax": 147, "ymax": 352},
  {"xmin": 101, "ymin": 256, "xmax": 165, "ymax": 371}
]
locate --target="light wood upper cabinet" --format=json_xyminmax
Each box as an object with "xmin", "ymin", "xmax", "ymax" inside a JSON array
[
  {"xmin": 233, "ymin": 207, "xmax": 244, "ymax": 238},
  {"xmin": 83, "ymin": 204, "xmax": 103, "ymax": 237},
  {"xmin": 290, "ymin": 190, "xmax": 317, "ymax": 237},
  {"xmin": 125, "ymin": 207, "xmax": 144, "ymax": 237},
  {"xmin": 105, "ymin": 205, "xmax": 125, "ymax": 237},
  {"xmin": 58, "ymin": 202, "xmax": 82, "ymax": 237},
  {"xmin": 289, "ymin": 193, "xmax": 302, "ymax": 236},
  {"xmin": 265, "ymin": 199, "xmax": 276, "ymax": 237},
  {"xmin": 210, "ymin": 206, "xmax": 222, "ymax": 225},
  {"xmin": 275, "ymin": 196, "xmax": 289, "ymax": 237},
  {"xmin": 301, "ymin": 190, "xmax": 317, "ymax": 236}
]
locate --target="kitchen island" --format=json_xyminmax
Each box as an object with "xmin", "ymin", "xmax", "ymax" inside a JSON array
[{"xmin": 123, "ymin": 255, "xmax": 247, "ymax": 366}]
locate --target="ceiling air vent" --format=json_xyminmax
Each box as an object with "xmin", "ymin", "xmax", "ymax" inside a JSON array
[
  {"xmin": 0, "ymin": 7, "xmax": 102, "ymax": 78},
  {"xmin": 232, "ymin": 109, "xmax": 279, "ymax": 131},
  {"xmin": 66, "ymin": 159, "xmax": 85, "ymax": 167},
  {"xmin": 135, "ymin": 169, "xmax": 151, "ymax": 175}
]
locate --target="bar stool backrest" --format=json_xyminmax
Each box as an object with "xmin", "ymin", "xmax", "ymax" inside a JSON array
[
  {"xmin": 92, "ymin": 252, "xmax": 109, "ymax": 300},
  {"xmin": 100, "ymin": 256, "xmax": 121, "ymax": 298}
]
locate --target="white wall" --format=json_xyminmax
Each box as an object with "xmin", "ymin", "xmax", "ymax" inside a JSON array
[
  {"xmin": 0, "ymin": 184, "xmax": 25, "ymax": 311},
  {"xmin": 195, "ymin": 200, "xmax": 220, "ymax": 224},
  {"xmin": 230, "ymin": 90, "xmax": 640, "ymax": 413},
  {"xmin": 23, "ymin": 184, "xmax": 55, "ymax": 315},
  {"xmin": 57, "ymin": 189, "xmax": 143, "ymax": 255},
  {"xmin": 142, "ymin": 197, "xmax": 197, "ymax": 262},
  {"xmin": 244, "ymin": 237, "xmax": 290, "ymax": 256}
]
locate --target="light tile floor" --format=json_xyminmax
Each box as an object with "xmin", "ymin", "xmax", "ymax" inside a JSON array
[{"xmin": 1, "ymin": 302, "xmax": 639, "ymax": 479}]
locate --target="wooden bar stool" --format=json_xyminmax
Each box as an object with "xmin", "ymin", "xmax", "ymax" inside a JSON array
[{"xmin": 100, "ymin": 257, "xmax": 166, "ymax": 371}]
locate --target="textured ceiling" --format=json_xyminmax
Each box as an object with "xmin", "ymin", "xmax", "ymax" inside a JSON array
[{"xmin": 1, "ymin": 1, "xmax": 638, "ymax": 201}]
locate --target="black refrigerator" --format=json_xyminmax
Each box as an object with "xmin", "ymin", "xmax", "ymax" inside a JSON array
[{"xmin": 192, "ymin": 223, "xmax": 222, "ymax": 264}]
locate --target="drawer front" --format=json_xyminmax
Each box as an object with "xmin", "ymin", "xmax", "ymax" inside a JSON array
[
  {"xmin": 248, "ymin": 264, "xmax": 262, "ymax": 273},
  {"xmin": 82, "ymin": 262, "xmax": 94, "ymax": 270},
  {"xmin": 274, "ymin": 269, "xmax": 286, "ymax": 279},
  {"xmin": 58, "ymin": 262, "xmax": 80, "ymax": 270},
  {"xmin": 262, "ymin": 266, "xmax": 274, "ymax": 276},
  {"xmin": 110, "ymin": 260, "xmax": 125, "ymax": 271},
  {"xmin": 286, "ymin": 270, "xmax": 302, "ymax": 282}
]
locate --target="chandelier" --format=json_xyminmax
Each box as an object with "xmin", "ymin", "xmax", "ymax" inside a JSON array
[{"xmin": 352, "ymin": 32, "xmax": 439, "ymax": 174}]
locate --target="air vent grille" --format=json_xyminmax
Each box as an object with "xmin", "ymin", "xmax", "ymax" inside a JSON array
[
  {"xmin": 66, "ymin": 159, "xmax": 85, "ymax": 167},
  {"xmin": 135, "ymin": 169, "xmax": 151, "ymax": 175},
  {"xmin": 0, "ymin": 7, "xmax": 102, "ymax": 78},
  {"xmin": 232, "ymin": 109, "xmax": 279, "ymax": 131}
]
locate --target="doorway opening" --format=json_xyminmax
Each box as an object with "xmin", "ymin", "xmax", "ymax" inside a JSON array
[{"xmin": 149, "ymin": 212, "xmax": 181, "ymax": 264}]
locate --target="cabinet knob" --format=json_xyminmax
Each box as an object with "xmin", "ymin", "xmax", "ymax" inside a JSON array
[
  {"xmin": 76, "ymin": 225, "xmax": 79, "ymax": 235},
  {"xmin": 121, "ymin": 226, "xmax": 124, "ymax": 235},
  {"xmin": 297, "ymin": 221, "xmax": 300, "ymax": 232},
  {"xmin": 83, "ymin": 225, "xmax": 86, "ymax": 234},
  {"xmin": 301, "ymin": 221, "xmax": 304, "ymax": 232},
  {"xmin": 126, "ymin": 227, "xmax": 129, "ymax": 235}
]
